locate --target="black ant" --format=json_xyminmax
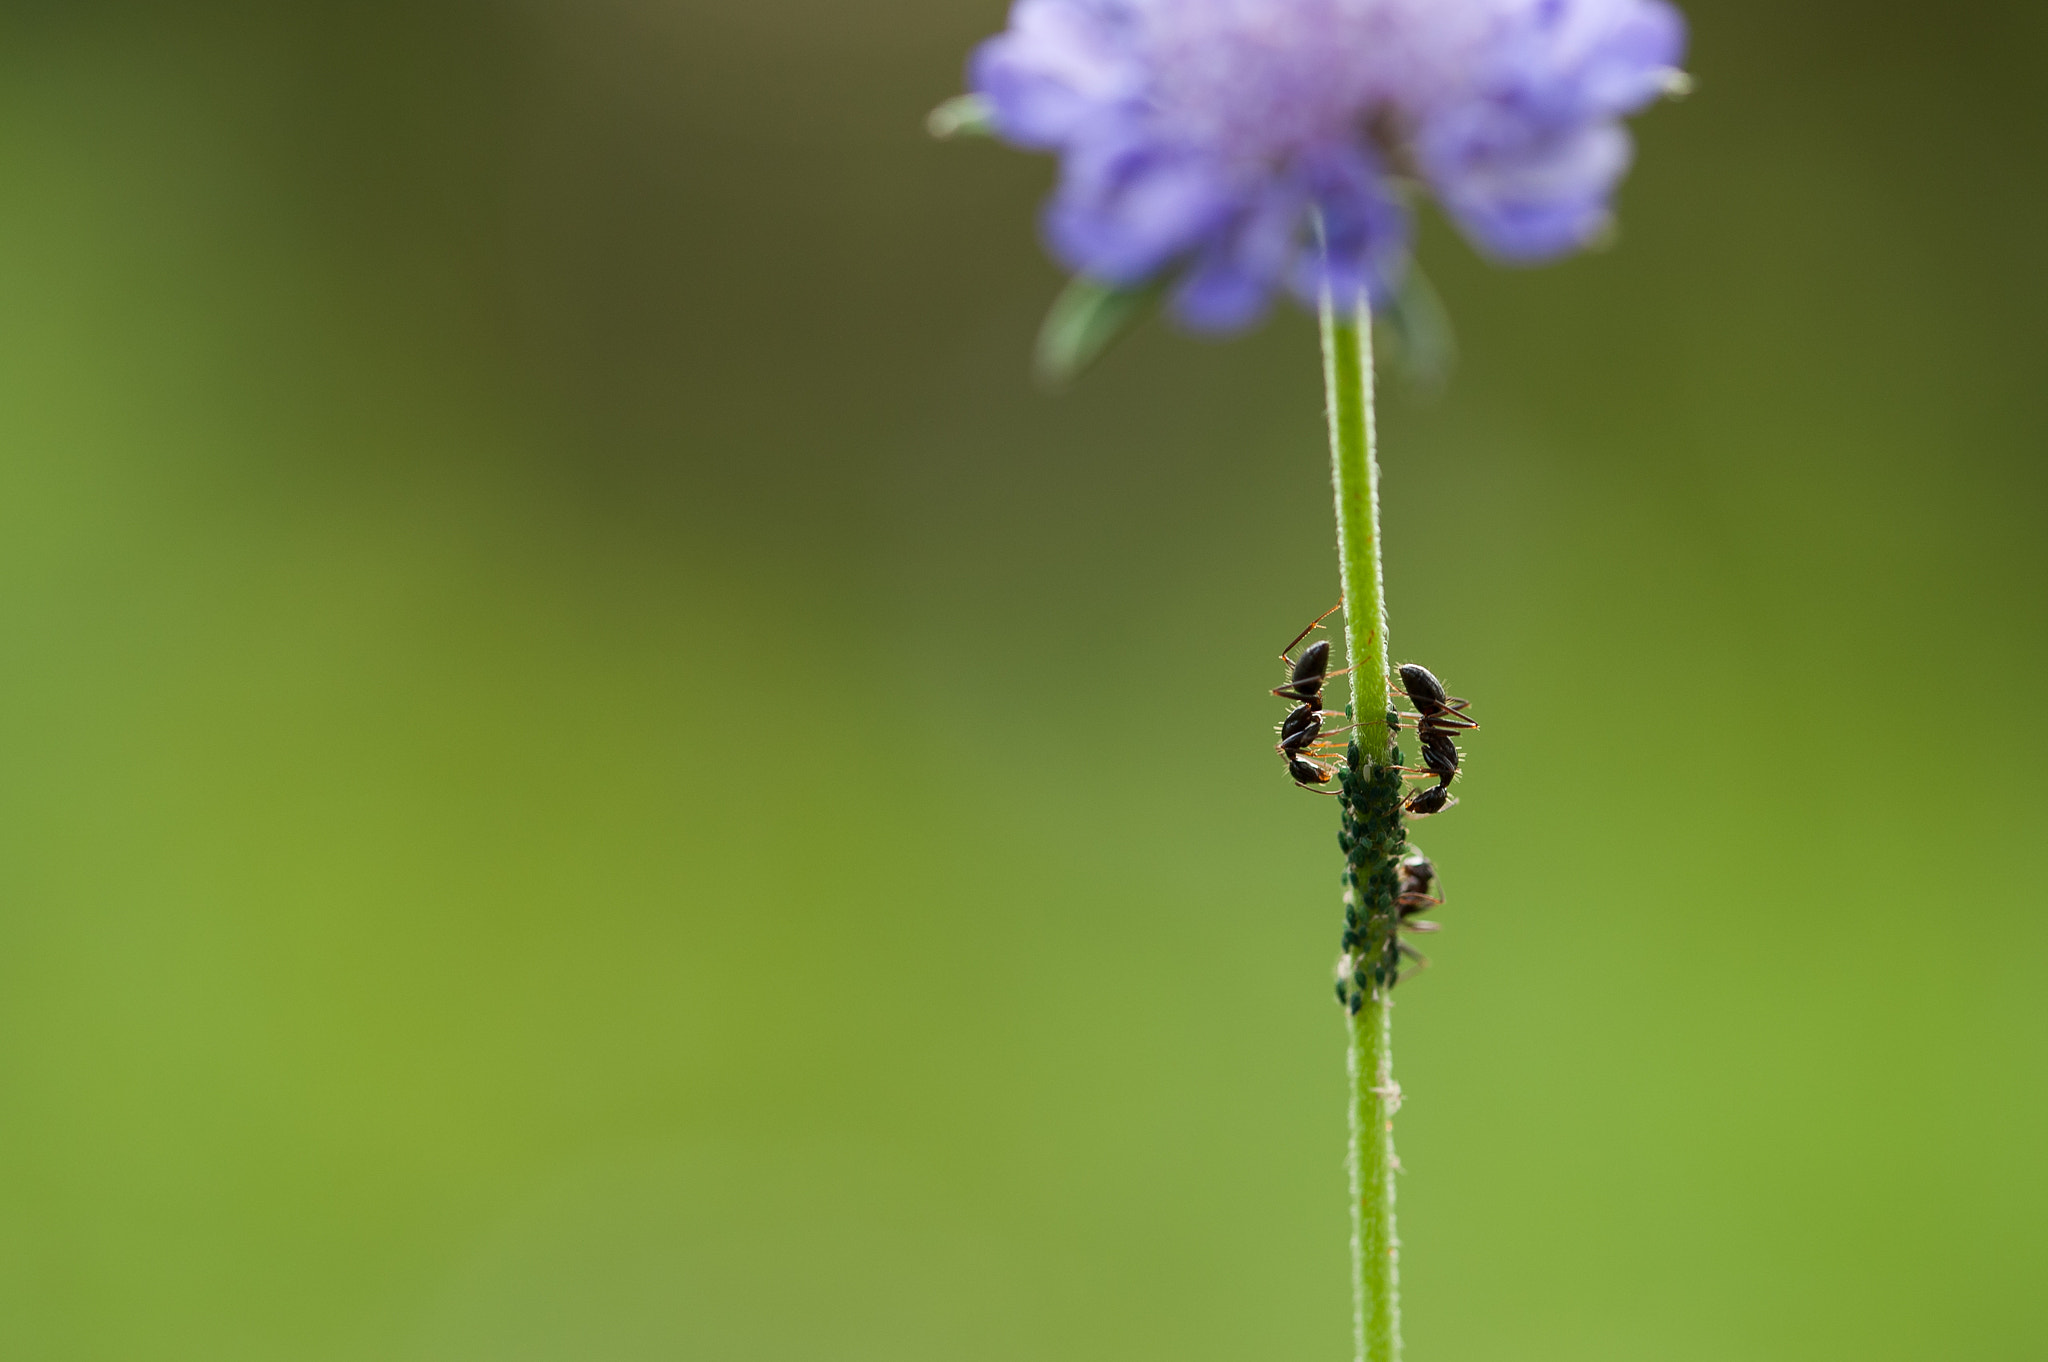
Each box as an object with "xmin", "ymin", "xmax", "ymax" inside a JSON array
[
  {"xmin": 1272, "ymin": 603, "xmax": 1352, "ymax": 790},
  {"xmin": 1392, "ymin": 853, "xmax": 1443, "ymax": 981},
  {"xmin": 1390, "ymin": 663, "xmax": 1476, "ymax": 816},
  {"xmin": 1397, "ymin": 854, "xmax": 1441, "ymax": 929}
]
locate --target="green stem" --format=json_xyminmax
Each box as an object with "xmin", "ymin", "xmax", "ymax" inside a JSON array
[
  {"xmin": 1348, "ymin": 971, "xmax": 1401, "ymax": 1362},
  {"xmin": 1320, "ymin": 292, "xmax": 1402, "ymax": 1362},
  {"xmin": 1320, "ymin": 296, "xmax": 1391, "ymax": 764}
]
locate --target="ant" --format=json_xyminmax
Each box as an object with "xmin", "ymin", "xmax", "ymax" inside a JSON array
[
  {"xmin": 1391, "ymin": 853, "xmax": 1444, "ymax": 981},
  {"xmin": 1390, "ymin": 662, "xmax": 1477, "ymax": 816},
  {"xmin": 1397, "ymin": 854, "xmax": 1442, "ymax": 930},
  {"xmin": 1272, "ymin": 603, "xmax": 1353, "ymax": 790}
]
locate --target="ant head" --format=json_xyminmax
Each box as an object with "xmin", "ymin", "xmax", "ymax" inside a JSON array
[
  {"xmin": 1404, "ymin": 784, "xmax": 1456, "ymax": 816},
  {"xmin": 1288, "ymin": 756, "xmax": 1334, "ymax": 786}
]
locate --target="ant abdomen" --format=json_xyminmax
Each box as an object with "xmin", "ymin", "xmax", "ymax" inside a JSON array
[
  {"xmin": 1276, "ymin": 639, "xmax": 1332, "ymax": 702},
  {"xmin": 1397, "ymin": 663, "xmax": 1447, "ymax": 706}
]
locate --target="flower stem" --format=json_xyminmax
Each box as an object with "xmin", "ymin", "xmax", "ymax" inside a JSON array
[
  {"xmin": 1319, "ymin": 292, "xmax": 1403, "ymax": 1362},
  {"xmin": 1320, "ymin": 297, "xmax": 1391, "ymax": 768}
]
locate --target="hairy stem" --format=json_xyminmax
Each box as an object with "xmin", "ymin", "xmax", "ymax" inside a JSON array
[
  {"xmin": 1320, "ymin": 292, "xmax": 1402, "ymax": 1362},
  {"xmin": 1320, "ymin": 296, "xmax": 1391, "ymax": 763}
]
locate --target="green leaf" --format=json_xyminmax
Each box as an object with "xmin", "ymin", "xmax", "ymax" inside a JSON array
[
  {"xmin": 1376, "ymin": 263, "xmax": 1457, "ymax": 394},
  {"xmin": 926, "ymin": 95, "xmax": 996, "ymax": 140},
  {"xmin": 1034, "ymin": 276, "xmax": 1156, "ymax": 388}
]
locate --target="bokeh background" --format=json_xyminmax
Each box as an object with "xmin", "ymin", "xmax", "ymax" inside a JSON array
[{"xmin": 1, "ymin": 1, "xmax": 2043, "ymax": 1358}]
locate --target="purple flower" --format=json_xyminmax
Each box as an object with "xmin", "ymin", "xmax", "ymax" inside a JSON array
[{"xmin": 969, "ymin": 0, "xmax": 1687, "ymax": 330}]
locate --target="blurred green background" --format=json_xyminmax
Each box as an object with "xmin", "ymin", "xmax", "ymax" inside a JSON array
[{"xmin": 0, "ymin": 1, "xmax": 2043, "ymax": 1358}]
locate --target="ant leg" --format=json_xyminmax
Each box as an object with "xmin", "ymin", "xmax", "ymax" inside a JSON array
[
  {"xmin": 1395, "ymin": 943, "xmax": 1431, "ymax": 984},
  {"xmin": 1386, "ymin": 687, "xmax": 1477, "ymax": 712},
  {"xmin": 1387, "ymin": 685, "xmax": 1475, "ymax": 710},
  {"xmin": 1385, "ymin": 708, "xmax": 1473, "ymax": 732},
  {"xmin": 1399, "ymin": 920, "xmax": 1441, "ymax": 934},
  {"xmin": 1384, "ymin": 692, "xmax": 1482, "ymax": 720},
  {"xmin": 1393, "ymin": 765, "xmax": 1459, "ymax": 781},
  {"xmin": 1277, "ymin": 600, "xmax": 1346, "ymax": 663},
  {"xmin": 1401, "ymin": 712, "xmax": 1479, "ymax": 732}
]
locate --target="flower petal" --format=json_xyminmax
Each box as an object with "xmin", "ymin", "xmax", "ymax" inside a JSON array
[
  {"xmin": 970, "ymin": 0, "xmax": 1142, "ymax": 149},
  {"xmin": 1171, "ymin": 182, "xmax": 1307, "ymax": 331},
  {"xmin": 1426, "ymin": 120, "xmax": 1632, "ymax": 260},
  {"xmin": 1290, "ymin": 146, "xmax": 1412, "ymax": 308},
  {"xmin": 1044, "ymin": 141, "xmax": 1237, "ymax": 284}
]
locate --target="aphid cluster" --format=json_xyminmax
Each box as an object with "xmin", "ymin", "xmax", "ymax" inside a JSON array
[
  {"xmin": 1270, "ymin": 603, "xmax": 1352, "ymax": 790},
  {"xmin": 1336, "ymin": 853, "xmax": 1444, "ymax": 1009}
]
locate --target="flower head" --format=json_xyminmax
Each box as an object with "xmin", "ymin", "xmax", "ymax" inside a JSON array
[{"xmin": 970, "ymin": 0, "xmax": 1686, "ymax": 330}]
